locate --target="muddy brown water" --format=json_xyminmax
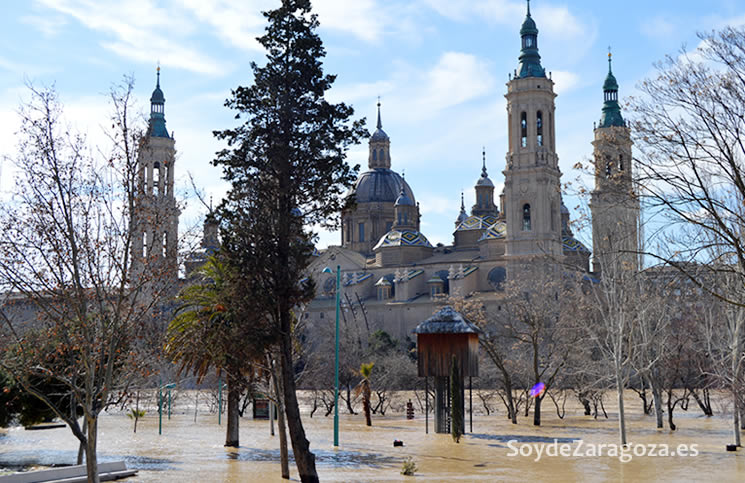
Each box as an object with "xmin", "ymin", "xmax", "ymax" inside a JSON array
[{"xmin": 1, "ymin": 391, "xmax": 744, "ymax": 482}]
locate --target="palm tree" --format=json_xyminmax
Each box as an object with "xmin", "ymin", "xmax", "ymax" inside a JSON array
[
  {"xmin": 165, "ymin": 255, "xmax": 250, "ymax": 447},
  {"xmin": 355, "ymin": 362, "xmax": 375, "ymax": 426}
]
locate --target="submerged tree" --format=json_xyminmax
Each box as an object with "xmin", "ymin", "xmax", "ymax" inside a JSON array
[
  {"xmin": 629, "ymin": 26, "xmax": 745, "ymax": 448},
  {"xmin": 212, "ymin": 1, "xmax": 366, "ymax": 480},
  {"xmin": 165, "ymin": 255, "xmax": 266, "ymax": 447},
  {"xmin": 0, "ymin": 79, "xmax": 171, "ymax": 482},
  {"xmin": 355, "ymin": 362, "xmax": 374, "ymax": 426}
]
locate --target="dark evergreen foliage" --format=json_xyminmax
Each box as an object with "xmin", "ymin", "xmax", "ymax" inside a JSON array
[{"xmin": 212, "ymin": 1, "xmax": 366, "ymax": 480}]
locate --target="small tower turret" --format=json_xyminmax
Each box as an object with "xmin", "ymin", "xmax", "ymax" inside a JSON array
[
  {"xmin": 517, "ymin": 0, "xmax": 546, "ymax": 79},
  {"xmin": 368, "ymin": 99, "xmax": 391, "ymax": 169},
  {"xmin": 393, "ymin": 186, "xmax": 417, "ymax": 230},
  {"xmin": 471, "ymin": 148, "xmax": 498, "ymax": 217}
]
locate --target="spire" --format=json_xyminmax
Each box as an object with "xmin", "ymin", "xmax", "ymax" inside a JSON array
[
  {"xmin": 455, "ymin": 191, "xmax": 469, "ymax": 226},
  {"xmin": 599, "ymin": 49, "xmax": 625, "ymax": 128},
  {"xmin": 368, "ymin": 99, "xmax": 391, "ymax": 169},
  {"xmin": 516, "ymin": 0, "xmax": 546, "ymax": 79},
  {"xmin": 376, "ymin": 96, "xmax": 382, "ymax": 129},
  {"xmin": 481, "ymin": 146, "xmax": 487, "ymax": 177},
  {"xmin": 149, "ymin": 65, "xmax": 170, "ymax": 138},
  {"xmin": 476, "ymin": 148, "xmax": 493, "ymax": 187}
]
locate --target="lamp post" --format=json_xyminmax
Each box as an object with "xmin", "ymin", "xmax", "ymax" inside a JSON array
[
  {"xmin": 322, "ymin": 265, "xmax": 340, "ymax": 447},
  {"xmin": 158, "ymin": 383, "xmax": 176, "ymax": 435}
]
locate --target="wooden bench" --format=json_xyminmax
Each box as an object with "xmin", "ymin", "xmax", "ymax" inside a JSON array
[{"xmin": 0, "ymin": 461, "xmax": 137, "ymax": 483}]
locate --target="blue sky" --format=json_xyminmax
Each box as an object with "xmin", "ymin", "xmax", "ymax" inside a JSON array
[{"xmin": 1, "ymin": 0, "xmax": 744, "ymax": 250}]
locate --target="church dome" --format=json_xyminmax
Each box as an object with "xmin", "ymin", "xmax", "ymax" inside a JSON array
[
  {"xmin": 373, "ymin": 229, "xmax": 432, "ymax": 250},
  {"xmin": 349, "ymin": 168, "xmax": 414, "ymax": 204},
  {"xmin": 562, "ymin": 235, "xmax": 591, "ymax": 254},
  {"xmin": 520, "ymin": 13, "xmax": 538, "ymax": 35},
  {"xmin": 455, "ymin": 214, "xmax": 499, "ymax": 232},
  {"xmin": 370, "ymin": 127, "xmax": 389, "ymax": 142},
  {"xmin": 603, "ymin": 70, "xmax": 619, "ymax": 92},
  {"xmin": 478, "ymin": 221, "xmax": 507, "ymax": 241},
  {"xmin": 476, "ymin": 174, "xmax": 494, "ymax": 187},
  {"xmin": 395, "ymin": 187, "xmax": 414, "ymax": 207},
  {"xmin": 151, "ymin": 84, "xmax": 165, "ymax": 104}
]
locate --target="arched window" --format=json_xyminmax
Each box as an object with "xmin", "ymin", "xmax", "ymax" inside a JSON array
[
  {"xmin": 606, "ymin": 159, "xmax": 612, "ymax": 178},
  {"xmin": 358, "ymin": 223, "xmax": 365, "ymax": 242},
  {"xmin": 619, "ymin": 154, "xmax": 624, "ymax": 171},
  {"xmin": 153, "ymin": 162, "xmax": 160, "ymax": 196},
  {"xmin": 379, "ymin": 149, "xmax": 384, "ymax": 162},
  {"xmin": 536, "ymin": 111, "xmax": 543, "ymax": 147},
  {"xmin": 522, "ymin": 204, "xmax": 531, "ymax": 231},
  {"xmin": 372, "ymin": 150, "xmax": 377, "ymax": 161},
  {"xmin": 142, "ymin": 232, "xmax": 148, "ymax": 257},
  {"xmin": 520, "ymin": 112, "xmax": 527, "ymax": 148},
  {"xmin": 164, "ymin": 164, "xmax": 169, "ymax": 196},
  {"xmin": 162, "ymin": 232, "xmax": 168, "ymax": 257}
]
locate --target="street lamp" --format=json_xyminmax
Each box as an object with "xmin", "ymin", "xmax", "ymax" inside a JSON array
[
  {"xmin": 322, "ymin": 265, "xmax": 340, "ymax": 447},
  {"xmin": 158, "ymin": 382, "xmax": 176, "ymax": 435}
]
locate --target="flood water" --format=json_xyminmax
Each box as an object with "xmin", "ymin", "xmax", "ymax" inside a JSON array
[{"xmin": 1, "ymin": 391, "xmax": 744, "ymax": 482}]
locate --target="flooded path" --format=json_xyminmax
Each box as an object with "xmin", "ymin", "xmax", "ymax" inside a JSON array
[{"xmin": 1, "ymin": 392, "xmax": 744, "ymax": 481}]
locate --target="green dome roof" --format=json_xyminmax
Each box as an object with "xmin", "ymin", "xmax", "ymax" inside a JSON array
[
  {"xmin": 603, "ymin": 70, "xmax": 618, "ymax": 91},
  {"xmin": 148, "ymin": 68, "xmax": 170, "ymax": 138},
  {"xmin": 599, "ymin": 53, "xmax": 625, "ymax": 129},
  {"xmin": 520, "ymin": 13, "xmax": 538, "ymax": 35},
  {"xmin": 516, "ymin": 0, "xmax": 546, "ymax": 79}
]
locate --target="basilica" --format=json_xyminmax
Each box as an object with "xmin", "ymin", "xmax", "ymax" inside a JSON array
[{"xmin": 304, "ymin": 3, "xmax": 639, "ymax": 340}]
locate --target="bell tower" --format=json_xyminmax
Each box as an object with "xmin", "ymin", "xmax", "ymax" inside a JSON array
[
  {"xmin": 590, "ymin": 52, "xmax": 639, "ymax": 273},
  {"xmin": 504, "ymin": 0, "xmax": 562, "ymax": 260},
  {"xmin": 131, "ymin": 67, "xmax": 180, "ymax": 286}
]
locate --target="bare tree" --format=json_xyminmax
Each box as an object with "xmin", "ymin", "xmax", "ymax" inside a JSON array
[
  {"xmin": 0, "ymin": 79, "xmax": 174, "ymax": 482},
  {"xmin": 629, "ymin": 27, "xmax": 745, "ymax": 448}
]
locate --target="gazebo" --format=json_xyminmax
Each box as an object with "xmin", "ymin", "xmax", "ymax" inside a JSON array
[{"xmin": 413, "ymin": 306, "xmax": 479, "ymax": 434}]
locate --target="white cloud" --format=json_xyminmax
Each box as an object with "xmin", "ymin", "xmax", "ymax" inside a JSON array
[
  {"xmin": 551, "ymin": 70, "xmax": 580, "ymax": 94},
  {"xmin": 175, "ymin": 0, "xmax": 269, "ymax": 51},
  {"xmin": 35, "ymin": 0, "xmax": 228, "ymax": 74},
  {"xmin": 418, "ymin": 52, "xmax": 495, "ymax": 112},
  {"xmin": 314, "ymin": 0, "xmax": 384, "ymax": 43}
]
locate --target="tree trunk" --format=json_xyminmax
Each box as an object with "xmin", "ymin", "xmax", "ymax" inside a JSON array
[
  {"xmin": 651, "ymin": 383, "xmax": 663, "ymax": 429},
  {"xmin": 615, "ymin": 368, "xmax": 627, "ymax": 446},
  {"xmin": 666, "ymin": 390, "xmax": 677, "ymax": 431},
  {"xmin": 533, "ymin": 396, "xmax": 542, "ymax": 426},
  {"xmin": 581, "ymin": 398, "xmax": 591, "ymax": 416},
  {"xmin": 345, "ymin": 384, "xmax": 355, "ymax": 415},
  {"xmin": 270, "ymin": 355, "xmax": 290, "ymax": 480},
  {"xmin": 134, "ymin": 391, "xmax": 140, "ymax": 434},
  {"xmin": 507, "ymin": 390, "xmax": 517, "ymax": 424},
  {"xmin": 734, "ymin": 391, "xmax": 742, "ymax": 447},
  {"xmin": 279, "ymin": 313, "xmax": 318, "ymax": 483},
  {"xmin": 77, "ymin": 416, "xmax": 87, "ymax": 465},
  {"xmin": 84, "ymin": 415, "xmax": 99, "ymax": 483},
  {"xmin": 363, "ymin": 383, "xmax": 371, "ymax": 426},
  {"xmin": 225, "ymin": 371, "xmax": 240, "ymax": 447}
]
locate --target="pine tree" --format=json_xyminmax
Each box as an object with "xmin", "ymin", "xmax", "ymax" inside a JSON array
[
  {"xmin": 450, "ymin": 356, "xmax": 464, "ymax": 443},
  {"xmin": 212, "ymin": 1, "xmax": 366, "ymax": 480}
]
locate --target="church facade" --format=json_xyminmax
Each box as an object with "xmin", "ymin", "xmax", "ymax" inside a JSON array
[{"xmin": 305, "ymin": 4, "xmax": 639, "ymax": 340}]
